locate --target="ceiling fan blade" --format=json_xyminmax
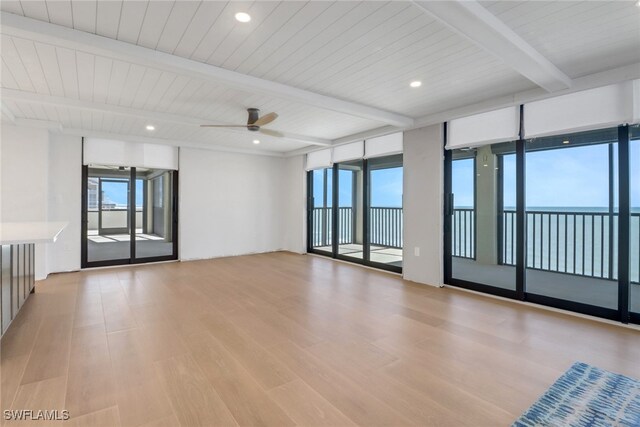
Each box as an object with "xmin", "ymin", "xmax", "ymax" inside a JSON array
[
  {"xmin": 200, "ymin": 124, "xmax": 248, "ymax": 128},
  {"xmin": 252, "ymin": 112, "xmax": 278, "ymax": 127},
  {"xmin": 259, "ymin": 128, "xmax": 284, "ymax": 138}
]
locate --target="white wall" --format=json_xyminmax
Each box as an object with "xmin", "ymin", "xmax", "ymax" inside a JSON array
[
  {"xmin": 282, "ymin": 155, "xmax": 306, "ymax": 254},
  {"xmin": 179, "ymin": 148, "xmax": 287, "ymax": 260},
  {"xmin": 1, "ymin": 125, "xmax": 50, "ymax": 279},
  {"xmin": 47, "ymin": 133, "xmax": 82, "ymax": 273},
  {"xmin": 402, "ymin": 124, "xmax": 444, "ymax": 287}
]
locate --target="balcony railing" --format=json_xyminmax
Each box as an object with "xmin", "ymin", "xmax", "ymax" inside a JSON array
[
  {"xmin": 453, "ymin": 208, "xmax": 639, "ymax": 283},
  {"xmin": 311, "ymin": 207, "xmax": 403, "ymax": 249}
]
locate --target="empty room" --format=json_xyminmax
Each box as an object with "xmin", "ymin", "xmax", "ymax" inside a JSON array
[{"xmin": 1, "ymin": 1, "xmax": 639, "ymax": 426}]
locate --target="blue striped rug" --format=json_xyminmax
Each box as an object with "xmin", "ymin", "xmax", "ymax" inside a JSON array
[{"xmin": 513, "ymin": 362, "xmax": 640, "ymax": 427}]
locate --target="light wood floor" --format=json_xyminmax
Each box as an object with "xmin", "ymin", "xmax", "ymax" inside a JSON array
[{"xmin": 1, "ymin": 252, "xmax": 639, "ymax": 427}]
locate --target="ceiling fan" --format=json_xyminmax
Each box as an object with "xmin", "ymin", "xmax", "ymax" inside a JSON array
[{"xmin": 200, "ymin": 108, "xmax": 283, "ymax": 138}]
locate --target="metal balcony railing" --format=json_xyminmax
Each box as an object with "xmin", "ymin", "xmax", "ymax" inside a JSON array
[
  {"xmin": 453, "ymin": 208, "xmax": 640, "ymax": 284},
  {"xmin": 311, "ymin": 207, "xmax": 403, "ymax": 249}
]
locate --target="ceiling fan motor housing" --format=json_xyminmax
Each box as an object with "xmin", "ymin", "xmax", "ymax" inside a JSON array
[{"xmin": 247, "ymin": 108, "xmax": 260, "ymax": 131}]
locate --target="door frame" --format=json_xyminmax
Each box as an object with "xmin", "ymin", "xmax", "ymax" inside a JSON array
[{"xmin": 81, "ymin": 165, "xmax": 179, "ymax": 268}]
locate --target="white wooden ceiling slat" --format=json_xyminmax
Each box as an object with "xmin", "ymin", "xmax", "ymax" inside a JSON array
[
  {"xmin": 71, "ymin": 0, "xmax": 97, "ymax": 33},
  {"xmin": 96, "ymin": 0, "xmax": 123, "ymax": 39},
  {"xmin": 155, "ymin": 1, "xmax": 201, "ymax": 53},
  {"xmin": 81, "ymin": 108, "xmax": 91, "ymax": 129},
  {"xmin": 33, "ymin": 43, "xmax": 65, "ymax": 97},
  {"xmin": 221, "ymin": 1, "xmax": 306, "ymax": 71},
  {"xmin": 189, "ymin": 1, "xmax": 251, "ymax": 63},
  {"xmin": 56, "ymin": 47, "xmax": 79, "ymax": 99},
  {"xmin": 92, "ymin": 55, "xmax": 113, "ymax": 104},
  {"xmin": 117, "ymin": 63, "xmax": 147, "ymax": 107},
  {"xmin": 1, "ymin": 37, "xmax": 36, "ymax": 92},
  {"xmin": 294, "ymin": 6, "xmax": 428, "ymax": 90},
  {"xmin": 142, "ymin": 71, "xmax": 178, "ymax": 110},
  {"xmin": 105, "ymin": 60, "xmax": 130, "ymax": 105},
  {"xmin": 274, "ymin": 2, "xmax": 410, "ymax": 86},
  {"xmin": 75, "ymin": 51, "xmax": 95, "ymax": 102},
  {"xmin": 45, "ymin": 0, "xmax": 72, "ymax": 28},
  {"xmin": 205, "ymin": 1, "xmax": 280, "ymax": 67},
  {"xmin": 257, "ymin": 2, "xmax": 384, "ymax": 81},
  {"xmin": 117, "ymin": 0, "xmax": 148, "ymax": 44},
  {"xmin": 1, "ymin": 58, "xmax": 21, "ymax": 89},
  {"xmin": 163, "ymin": 78, "xmax": 205, "ymax": 115},
  {"xmin": 6, "ymin": 100, "xmax": 26, "ymax": 118},
  {"xmin": 1, "ymin": 1, "xmax": 24, "ymax": 15},
  {"xmin": 17, "ymin": 102, "xmax": 36, "ymax": 120},
  {"xmin": 136, "ymin": 0, "xmax": 174, "ymax": 50},
  {"xmin": 55, "ymin": 106, "xmax": 71, "ymax": 128},
  {"xmin": 172, "ymin": 1, "xmax": 227, "ymax": 58},
  {"xmin": 11, "ymin": 37, "xmax": 51, "ymax": 95},
  {"xmin": 41, "ymin": 104, "xmax": 60, "ymax": 122},
  {"xmin": 232, "ymin": 1, "xmax": 331, "ymax": 74},
  {"xmin": 154, "ymin": 74, "xmax": 191, "ymax": 112},
  {"xmin": 20, "ymin": 1, "xmax": 49, "ymax": 22},
  {"xmin": 129, "ymin": 68, "xmax": 162, "ymax": 109}
]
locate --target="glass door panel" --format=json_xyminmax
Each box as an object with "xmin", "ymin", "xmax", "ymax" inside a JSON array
[
  {"xmin": 135, "ymin": 170, "xmax": 175, "ymax": 259},
  {"xmin": 368, "ymin": 155, "xmax": 403, "ymax": 269},
  {"xmin": 525, "ymin": 128, "xmax": 618, "ymax": 310},
  {"xmin": 87, "ymin": 166, "xmax": 131, "ymax": 263},
  {"xmin": 630, "ymin": 125, "xmax": 640, "ymax": 316},
  {"xmin": 450, "ymin": 143, "xmax": 516, "ymax": 291},
  {"xmin": 309, "ymin": 168, "xmax": 333, "ymax": 254},
  {"xmin": 337, "ymin": 160, "xmax": 364, "ymax": 260}
]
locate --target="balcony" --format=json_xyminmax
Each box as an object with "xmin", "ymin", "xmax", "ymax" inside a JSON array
[
  {"xmin": 452, "ymin": 208, "xmax": 640, "ymax": 311},
  {"xmin": 311, "ymin": 207, "xmax": 402, "ymax": 266}
]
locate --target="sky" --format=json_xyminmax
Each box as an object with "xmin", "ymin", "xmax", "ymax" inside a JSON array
[
  {"xmin": 101, "ymin": 179, "xmax": 144, "ymax": 207},
  {"xmin": 312, "ymin": 167, "xmax": 403, "ymax": 208},
  {"xmin": 453, "ymin": 141, "xmax": 640, "ymax": 210}
]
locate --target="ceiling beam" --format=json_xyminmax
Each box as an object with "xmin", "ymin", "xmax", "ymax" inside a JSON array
[
  {"xmin": 1, "ymin": 88, "xmax": 332, "ymax": 146},
  {"xmin": 412, "ymin": 0, "xmax": 572, "ymax": 92},
  {"xmin": 287, "ymin": 62, "xmax": 640, "ymax": 157},
  {"xmin": 1, "ymin": 101, "xmax": 16, "ymax": 123},
  {"xmin": 0, "ymin": 12, "xmax": 414, "ymax": 128}
]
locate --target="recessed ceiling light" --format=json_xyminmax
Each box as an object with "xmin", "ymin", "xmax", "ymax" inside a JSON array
[
  {"xmin": 146, "ymin": 125, "xmax": 155, "ymax": 131},
  {"xmin": 410, "ymin": 80, "xmax": 422, "ymax": 88},
  {"xmin": 562, "ymin": 140, "xmax": 570, "ymax": 144},
  {"xmin": 253, "ymin": 139, "xmax": 260, "ymax": 144},
  {"xmin": 235, "ymin": 12, "xmax": 251, "ymax": 23}
]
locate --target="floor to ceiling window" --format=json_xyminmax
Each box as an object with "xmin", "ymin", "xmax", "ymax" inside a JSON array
[
  {"xmin": 630, "ymin": 124, "xmax": 640, "ymax": 321},
  {"xmin": 450, "ymin": 142, "xmax": 517, "ymax": 295},
  {"xmin": 307, "ymin": 136, "xmax": 403, "ymax": 273},
  {"xmin": 308, "ymin": 168, "xmax": 333, "ymax": 256},
  {"xmin": 82, "ymin": 165, "xmax": 178, "ymax": 267},
  {"xmin": 444, "ymin": 88, "xmax": 638, "ymax": 324}
]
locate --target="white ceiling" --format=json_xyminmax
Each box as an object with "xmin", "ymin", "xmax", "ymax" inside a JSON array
[{"xmin": 1, "ymin": 1, "xmax": 639, "ymax": 155}]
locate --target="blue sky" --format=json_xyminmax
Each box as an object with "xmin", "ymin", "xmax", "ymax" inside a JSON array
[
  {"xmin": 313, "ymin": 167, "xmax": 403, "ymax": 208},
  {"xmin": 101, "ymin": 179, "xmax": 143, "ymax": 207},
  {"xmin": 453, "ymin": 141, "xmax": 640, "ymax": 209}
]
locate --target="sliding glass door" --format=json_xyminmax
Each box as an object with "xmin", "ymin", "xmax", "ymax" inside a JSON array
[
  {"xmin": 308, "ymin": 168, "xmax": 333, "ymax": 255},
  {"xmin": 525, "ymin": 129, "xmax": 619, "ymax": 315},
  {"xmin": 307, "ymin": 154, "xmax": 403, "ymax": 273},
  {"xmin": 445, "ymin": 125, "xmax": 638, "ymax": 324},
  {"xmin": 82, "ymin": 165, "xmax": 178, "ymax": 267}
]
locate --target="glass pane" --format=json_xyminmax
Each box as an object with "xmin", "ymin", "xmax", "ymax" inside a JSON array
[
  {"xmin": 337, "ymin": 160, "xmax": 364, "ymax": 260},
  {"xmin": 525, "ymin": 128, "xmax": 618, "ymax": 309},
  {"xmin": 87, "ymin": 166, "xmax": 131, "ymax": 262},
  {"xmin": 630, "ymin": 125, "xmax": 640, "ymax": 314},
  {"xmin": 451, "ymin": 143, "xmax": 516, "ymax": 290},
  {"xmin": 368, "ymin": 155, "xmax": 403, "ymax": 268},
  {"xmin": 135, "ymin": 170, "xmax": 175, "ymax": 259},
  {"xmin": 310, "ymin": 168, "xmax": 333, "ymax": 253}
]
